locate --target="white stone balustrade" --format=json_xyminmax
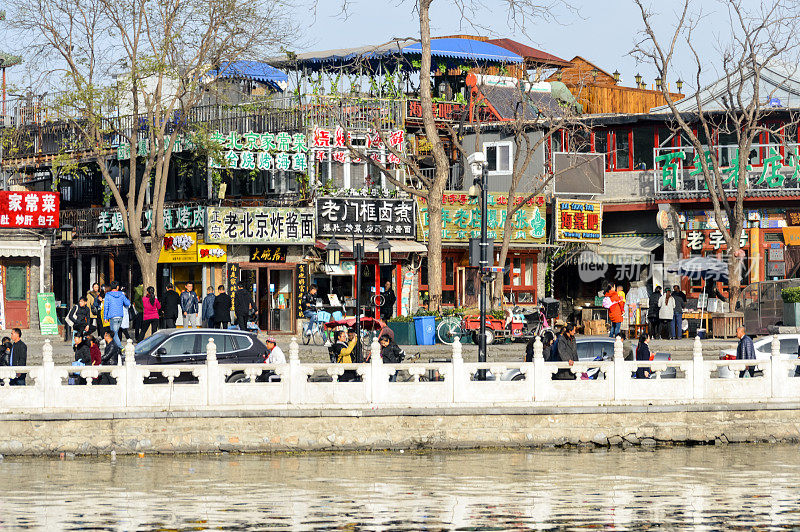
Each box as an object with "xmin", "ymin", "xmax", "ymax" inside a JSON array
[{"xmin": 1, "ymin": 335, "xmax": 799, "ymax": 413}]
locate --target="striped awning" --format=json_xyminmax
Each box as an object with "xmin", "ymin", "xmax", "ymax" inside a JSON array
[{"xmin": 589, "ymin": 234, "xmax": 663, "ymax": 265}]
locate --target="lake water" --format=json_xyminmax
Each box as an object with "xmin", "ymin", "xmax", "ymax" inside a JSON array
[{"xmin": 2, "ymin": 445, "xmax": 800, "ymax": 530}]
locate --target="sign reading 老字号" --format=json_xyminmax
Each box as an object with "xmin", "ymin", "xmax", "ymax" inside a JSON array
[
  {"xmin": 555, "ymin": 200, "xmax": 602, "ymax": 243},
  {"xmin": 208, "ymin": 130, "xmax": 308, "ymax": 172},
  {"xmin": 315, "ymin": 197, "xmax": 415, "ymax": 238},
  {"xmin": 205, "ymin": 207, "xmax": 314, "ymax": 244},
  {"xmin": 250, "ymin": 246, "xmax": 287, "ymax": 263},
  {"xmin": 0, "ymin": 191, "xmax": 59, "ymax": 228},
  {"xmin": 96, "ymin": 205, "xmax": 204, "ymax": 234},
  {"xmin": 416, "ymin": 192, "xmax": 546, "ymax": 243}
]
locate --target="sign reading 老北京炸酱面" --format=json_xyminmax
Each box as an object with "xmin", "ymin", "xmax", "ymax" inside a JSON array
[
  {"xmin": 205, "ymin": 207, "xmax": 314, "ymax": 244},
  {"xmin": 96, "ymin": 205, "xmax": 204, "ymax": 234},
  {"xmin": 316, "ymin": 198, "xmax": 416, "ymax": 238},
  {"xmin": 208, "ymin": 130, "xmax": 308, "ymax": 171},
  {"xmin": 555, "ymin": 200, "xmax": 602, "ymax": 243},
  {"xmin": 654, "ymin": 144, "xmax": 800, "ymax": 194},
  {"xmin": 416, "ymin": 192, "xmax": 546, "ymax": 244}
]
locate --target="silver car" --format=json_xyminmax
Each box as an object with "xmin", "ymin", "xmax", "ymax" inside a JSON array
[{"xmin": 718, "ymin": 334, "xmax": 800, "ymax": 379}]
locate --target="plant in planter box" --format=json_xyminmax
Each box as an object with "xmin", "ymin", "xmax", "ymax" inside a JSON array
[
  {"xmin": 387, "ymin": 315, "xmax": 416, "ymax": 345},
  {"xmin": 781, "ymin": 288, "xmax": 800, "ymax": 326}
]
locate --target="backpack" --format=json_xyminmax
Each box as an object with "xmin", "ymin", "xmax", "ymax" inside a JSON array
[{"xmin": 64, "ymin": 305, "xmax": 78, "ymax": 327}]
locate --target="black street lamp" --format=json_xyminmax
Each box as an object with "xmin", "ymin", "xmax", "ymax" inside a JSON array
[
  {"xmin": 325, "ymin": 236, "xmax": 341, "ymax": 267},
  {"xmin": 61, "ymin": 223, "xmax": 74, "ymax": 340},
  {"xmin": 468, "ymin": 152, "xmax": 489, "ymax": 374},
  {"xmin": 377, "ymin": 235, "xmax": 392, "ymax": 266}
]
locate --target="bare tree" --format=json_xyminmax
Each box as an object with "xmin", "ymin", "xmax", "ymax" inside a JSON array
[
  {"xmin": 10, "ymin": 0, "xmax": 294, "ymax": 289},
  {"xmin": 633, "ymin": 0, "xmax": 800, "ymax": 307}
]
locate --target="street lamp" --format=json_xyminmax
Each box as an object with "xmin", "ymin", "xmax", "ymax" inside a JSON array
[
  {"xmin": 61, "ymin": 223, "xmax": 74, "ymax": 245},
  {"xmin": 377, "ymin": 235, "xmax": 392, "ymax": 266},
  {"xmin": 655, "ymin": 77, "xmax": 662, "ymax": 90},
  {"xmin": 61, "ymin": 223, "xmax": 74, "ymax": 340},
  {"xmin": 612, "ymin": 70, "xmax": 620, "ymax": 84},
  {"xmin": 325, "ymin": 236, "xmax": 341, "ymax": 267},
  {"xmin": 467, "ymin": 151, "xmax": 489, "ymax": 373},
  {"xmin": 676, "ymin": 78, "xmax": 684, "ymax": 92}
]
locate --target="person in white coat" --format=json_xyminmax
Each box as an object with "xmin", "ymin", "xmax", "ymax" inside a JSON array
[{"xmin": 658, "ymin": 288, "xmax": 676, "ymax": 339}]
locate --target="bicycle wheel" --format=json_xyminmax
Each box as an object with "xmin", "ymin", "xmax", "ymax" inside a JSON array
[
  {"xmin": 436, "ymin": 318, "xmax": 462, "ymax": 345},
  {"xmin": 302, "ymin": 322, "xmax": 311, "ymax": 345},
  {"xmin": 311, "ymin": 325, "xmax": 325, "ymax": 346}
]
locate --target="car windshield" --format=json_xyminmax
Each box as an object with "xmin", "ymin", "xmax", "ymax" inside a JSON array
[{"xmin": 135, "ymin": 332, "xmax": 168, "ymax": 355}]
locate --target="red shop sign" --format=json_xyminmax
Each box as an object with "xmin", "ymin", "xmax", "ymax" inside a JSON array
[{"xmin": 0, "ymin": 191, "xmax": 60, "ymax": 228}]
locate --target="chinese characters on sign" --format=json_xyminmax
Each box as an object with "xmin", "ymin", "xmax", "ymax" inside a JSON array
[
  {"xmin": 208, "ymin": 130, "xmax": 308, "ymax": 172},
  {"xmin": 249, "ymin": 246, "xmax": 287, "ymax": 263},
  {"xmin": 315, "ymin": 197, "xmax": 415, "ymax": 238},
  {"xmin": 158, "ymin": 233, "xmax": 198, "ymax": 263},
  {"xmin": 416, "ymin": 192, "xmax": 546, "ymax": 243},
  {"xmin": 96, "ymin": 205, "xmax": 204, "ymax": 234},
  {"xmin": 295, "ymin": 264, "xmax": 308, "ymax": 320},
  {"xmin": 0, "ymin": 191, "xmax": 59, "ymax": 228},
  {"xmin": 555, "ymin": 200, "xmax": 602, "ymax": 243},
  {"xmin": 116, "ymin": 133, "xmax": 195, "ymax": 160},
  {"xmin": 205, "ymin": 207, "xmax": 315, "ymax": 244},
  {"xmin": 311, "ymin": 127, "xmax": 405, "ymax": 165},
  {"xmin": 685, "ymin": 229, "xmax": 749, "ymax": 251}
]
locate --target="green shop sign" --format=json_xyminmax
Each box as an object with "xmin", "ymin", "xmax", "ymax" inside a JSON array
[
  {"xmin": 96, "ymin": 205, "xmax": 204, "ymax": 234},
  {"xmin": 208, "ymin": 130, "xmax": 308, "ymax": 172},
  {"xmin": 116, "ymin": 134, "xmax": 195, "ymax": 160}
]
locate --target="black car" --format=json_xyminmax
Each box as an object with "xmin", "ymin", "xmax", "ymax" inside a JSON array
[{"xmin": 134, "ymin": 329, "xmax": 269, "ymax": 382}]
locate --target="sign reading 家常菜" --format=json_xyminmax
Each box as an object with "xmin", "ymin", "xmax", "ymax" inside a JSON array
[
  {"xmin": 205, "ymin": 207, "xmax": 314, "ymax": 244},
  {"xmin": 315, "ymin": 197, "xmax": 415, "ymax": 238},
  {"xmin": 0, "ymin": 191, "xmax": 59, "ymax": 228},
  {"xmin": 208, "ymin": 130, "xmax": 308, "ymax": 172},
  {"xmin": 555, "ymin": 200, "xmax": 602, "ymax": 243},
  {"xmin": 416, "ymin": 192, "xmax": 546, "ymax": 243}
]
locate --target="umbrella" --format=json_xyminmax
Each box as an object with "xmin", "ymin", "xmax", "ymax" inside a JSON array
[
  {"xmin": 667, "ymin": 257, "xmax": 729, "ymax": 282},
  {"xmin": 324, "ymin": 316, "xmax": 386, "ymax": 331}
]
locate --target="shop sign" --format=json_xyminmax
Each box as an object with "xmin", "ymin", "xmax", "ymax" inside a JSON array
[
  {"xmin": 208, "ymin": 130, "xmax": 308, "ymax": 171},
  {"xmin": 768, "ymin": 262, "xmax": 786, "ymax": 277},
  {"xmin": 654, "ymin": 144, "xmax": 800, "ymax": 194},
  {"xmin": 0, "ymin": 191, "xmax": 59, "ymax": 228},
  {"xmin": 685, "ymin": 229, "xmax": 748, "ymax": 251},
  {"xmin": 197, "ymin": 240, "xmax": 227, "ymax": 263},
  {"xmin": 36, "ymin": 293, "xmax": 59, "ymax": 335},
  {"xmin": 158, "ymin": 232, "xmax": 198, "ymax": 263},
  {"xmin": 311, "ymin": 127, "xmax": 404, "ymax": 165},
  {"xmin": 555, "ymin": 200, "xmax": 602, "ymax": 243},
  {"xmin": 782, "ymin": 227, "xmax": 800, "ymax": 246},
  {"xmin": 116, "ymin": 133, "xmax": 195, "ymax": 160},
  {"xmin": 205, "ymin": 207, "xmax": 315, "ymax": 244},
  {"xmin": 249, "ymin": 246, "xmax": 287, "ymax": 263},
  {"xmin": 416, "ymin": 191, "xmax": 546, "ymax": 243},
  {"xmin": 295, "ymin": 263, "xmax": 309, "ymax": 320},
  {"xmin": 787, "ymin": 211, "xmax": 800, "ymax": 226},
  {"xmin": 316, "ymin": 197, "xmax": 415, "ymax": 238},
  {"xmin": 96, "ymin": 205, "xmax": 204, "ymax": 234},
  {"xmin": 227, "ymin": 263, "xmax": 240, "ymax": 305}
]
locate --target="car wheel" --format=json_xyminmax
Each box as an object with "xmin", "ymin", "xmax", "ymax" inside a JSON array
[
  {"xmin": 226, "ymin": 372, "xmax": 250, "ymax": 383},
  {"xmin": 511, "ymin": 374, "xmax": 525, "ymax": 381}
]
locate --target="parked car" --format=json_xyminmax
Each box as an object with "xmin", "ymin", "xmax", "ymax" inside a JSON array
[
  {"xmin": 718, "ymin": 334, "xmax": 800, "ymax": 379},
  {"xmin": 134, "ymin": 328, "xmax": 270, "ymax": 383},
  {"xmin": 498, "ymin": 336, "xmax": 676, "ymax": 380}
]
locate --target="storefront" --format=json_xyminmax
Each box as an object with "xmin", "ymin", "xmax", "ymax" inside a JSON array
[
  {"xmin": 416, "ymin": 191, "xmax": 547, "ymax": 307},
  {"xmin": 205, "ymin": 206, "xmax": 315, "ymax": 333}
]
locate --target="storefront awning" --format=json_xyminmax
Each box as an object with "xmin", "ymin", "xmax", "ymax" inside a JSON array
[
  {"xmin": 0, "ymin": 240, "xmax": 46, "ymax": 258},
  {"xmin": 589, "ymin": 234, "xmax": 663, "ymax": 265},
  {"xmin": 317, "ymin": 239, "xmax": 428, "ymax": 255}
]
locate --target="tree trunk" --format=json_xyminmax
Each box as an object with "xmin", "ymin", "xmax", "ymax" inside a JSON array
[
  {"xmin": 427, "ymin": 179, "xmax": 446, "ymax": 311},
  {"xmin": 727, "ymin": 247, "xmax": 743, "ymax": 311},
  {"xmin": 492, "ymin": 205, "xmax": 515, "ymax": 310}
]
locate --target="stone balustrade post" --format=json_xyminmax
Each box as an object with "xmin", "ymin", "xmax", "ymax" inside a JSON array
[
  {"xmin": 370, "ymin": 336, "xmax": 384, "ymax": 404},
  {"xmin": 124, "ymin": 338, "xmax": 137, "ymax": 408},
  {"xmin": 206, "ymin": 338, "xmax": 219, "ymax": 406},
  {"xmin": 692, "ymin": 335, "xmax": 705, "ymax": 400},
  {"xmin": 613, "ymin": 335, "xmax": 626, "ymax": 401},
  {"xmin": 771, "ymin": 334, "xmax": 784, "ymax": 398},
  {"xmin": 288, "ymin": 337, "xmax": 304, "ymax": 405},
  {"xmin": 532, "ymin": 335, "xmax": 547, "ymax": 402},
  {"xmin": 451, "ymin": 336, "xmax": 464, "ymax": 404},
  {"xmin": 41, "ymin": 339, "xmax": 54, "ymax": 408}
]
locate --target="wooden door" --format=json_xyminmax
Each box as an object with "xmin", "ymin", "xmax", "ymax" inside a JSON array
[
  {"xmin": 4, "ymin": 262, "xmax": 29, "ymax": 329},
  {"xmin": 457, "ymin": 266, "xmax": 479, "ymax": 308}
]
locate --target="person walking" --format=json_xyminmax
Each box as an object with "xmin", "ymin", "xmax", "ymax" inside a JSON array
[
  {"xmin": 0, "ymin": 336, "xmax": 10, "ymax": 366},
  {"xmin": 202, "ymin": 286, "xmax": 216, "ymax": 329},
  {"xmin": 604, "ymin": 284, "xmax": 624, "ymax": 338},
  {"xmin": 180, "ymin": 282, "xmax": 200, "ymax": 329},
  {"xmin": 380, "ymin": 281, "xmax": 396, "ymax": 321},
  {"xmin": 671, "ymin": 284, "xmax": 687, "ymax": 340},
  {"xmin": 139, "ymin": 286, "xmax": 161, "ymax": 341},
  {"xmin": 213, "ymin": 285, "xmax": 232, "ymax": 329},
  {"xmin": 635, "ymin": 333, "xmax": 652, "ymax": 379},
  {"xmin": 658, "ymin": 287, "xmax": 676, "ymax": 339},
  {"xmin": 66, "ymin": 297, "xmax": 93, "ymax": 339},
  {"xmin": 234, "ymin": 283, "xmax": 253, "ymax": 331},
  {"xmin": 736, "ymin": 326, "xmax": 757, "ymax": 378},
  {"xmin": 554, "ymin": 323, "xmax": 578, "ymax": 380},
  {"xmin": 648, "ymin": 286, "xmax": 662, "ymax": 339},
  {"xmin": 161, "ymin": 284, "xmax": 179, "ymax": 329},
  {"xmin": 8, "ymin": 328, "xmax": 27, "ymax": 386},
  {"xmin": 119, "ymin": 289, "xmax": 132, "ymax": 342},
  {"xmin": 103, "ymin": 282, "xmax": 130, "ymax": 348},
  {"xmin": 87, "ymin": 283, "xmax": 104, "ymax": 338},
  {"xmin": 132, "ymin": 283, "xmax": 144, "ymax": 342}
]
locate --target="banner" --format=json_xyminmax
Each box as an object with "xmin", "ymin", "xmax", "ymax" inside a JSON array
[
  {"xmin": 0, "ymin": 191, "xmax": 59, "ymax": 228},
  {"xmin": 316, "ymin": 197, "xmax": 416, "ymax": 238},
  {"xmin": 416, "ymin": 192, "xmax": 546, "ymax": 244},
  {"xmin": 37, "ymin": 293, "xmax": 58, "ymax": 335},
  {"xmin": 295, "ymin": 263, "xmax": 309, "ymax": 320},
  {"xmin": 205, "ymin": 207, "xmax": 314, "ymax": 244},
  {"xmin": 555, "ymin": 200, "xmax": 603, "ymax": 243}
]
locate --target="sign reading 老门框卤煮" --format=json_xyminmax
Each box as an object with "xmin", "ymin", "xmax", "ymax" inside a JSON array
[{"xmin": 315, "ymin": 197, "xmax": 415, "ymax": 238}]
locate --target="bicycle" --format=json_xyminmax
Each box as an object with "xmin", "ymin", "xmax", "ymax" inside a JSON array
[{"xmin": 302, "ymin": 312, "xmax": 326, "ymax": 346}]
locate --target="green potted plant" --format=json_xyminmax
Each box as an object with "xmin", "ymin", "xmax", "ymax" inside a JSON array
[
  {"xmin": 782, "ymin": 287, "xmax": 800, "ymax": 326},
  {"xmin": 387, "ymin": 315, "xmax": 416, "ymax": 345}
]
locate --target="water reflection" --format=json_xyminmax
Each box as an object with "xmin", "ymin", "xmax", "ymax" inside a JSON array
[{"xmin": 2, "ymin": 445, "xmax": 800, "ymax": 530}]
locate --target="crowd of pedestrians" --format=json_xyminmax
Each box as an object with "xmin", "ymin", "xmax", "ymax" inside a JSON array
[{"xmin": 646, "ymin": 285, "xmax": 687, "ymax": 340}]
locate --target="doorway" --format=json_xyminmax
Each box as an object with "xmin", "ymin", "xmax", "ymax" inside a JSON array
[
  {"xmin": 3, "ymin": 262, "xmax": 29, "ymax": 329},
  {"xmin": 254, "ymin": 266, "xmax": 294, "ymax": 332}
]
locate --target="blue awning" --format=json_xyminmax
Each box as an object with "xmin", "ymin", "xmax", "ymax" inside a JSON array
[
  {"xmin": 206, "ymin": 61, "xmax": 288, "ymax": 89},
  {"xmin": 402, "ymin": 38, "xmax": 523, "ymax": 63}
]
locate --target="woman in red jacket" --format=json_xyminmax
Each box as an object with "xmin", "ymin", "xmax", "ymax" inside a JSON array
[{"xmin": 604, "ymin": 285, "xmax": 625, "ymax": 338}]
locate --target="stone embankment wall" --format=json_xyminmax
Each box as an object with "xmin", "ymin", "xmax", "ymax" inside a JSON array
[{"xmin": 2, "ymin": 405, "xmax": 800, "ymax": 456}]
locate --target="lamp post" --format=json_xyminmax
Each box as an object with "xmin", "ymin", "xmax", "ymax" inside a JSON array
[
  {"xmin": 676, "ymin": 78, "xmax": 684, "ymax": 92},
  {"xmin": 61, "ymin": 223, "xmax": 74, "ymax": 340},
  {"xmin": 468, "ymin": 152, "xmax": 489, "ymax": 371}
]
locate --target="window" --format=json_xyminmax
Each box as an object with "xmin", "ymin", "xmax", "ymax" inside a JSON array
[
  {"xmin": 502, "ymin": 252, "xmax": 537, "ymax": 305},
  {"xmin": 5, "ymin": 265, "xmax": 26, "ymax": 300},
  {"xmin": 200, "ymin": 333, "xmax": 235, "ymax": 354},
  {"xmin": 570, "ymin": 130, "xmax": 592, "ymax": 153},
  {"xmin": 484, "ymin": 142, "xmax": 512, "ymax": 174},
  {"xmin": 614, "ymin": 129, "xmax": 631, "ymax": 170},
  {"xmin": 160, "ymin": 334, "xmax": 199, "ymax": 357},
  {"xmin": 632, "ymin": 125, "xmax": 655, "ymax": 170}
]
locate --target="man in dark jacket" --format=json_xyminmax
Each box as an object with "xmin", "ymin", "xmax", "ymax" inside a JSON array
[
  {"xmin": 213, "ymin": 285, "xmax": 232, "ymax": 329},
  {"xmin": 380, "ymin": 281, "xmax": 396, "ymax": 321},
  {"xmin": 180, "ymin": 282, "xmax": 200, "ymax": 328},
  {"xmin": 67, "ymin": 297, "xmax": 93, "ymax": 339},
  {"xmin": 554, "ymin": 323, "xmax": 578, "ymax": 380},
  {"xmin": 102, "ymin": 331, "xmax": 122, "ymax": 366},
  {"xmin": 378, "ymin": 334, "xmax": 404, "ymax": 382},
  {"xmin": 648, "ymin": 286, "xmax": 662, "ymax": 339},
  {"xmin": 8, "ymin": 328, "xmax": 27, "ymax": 385},
  {"xmin": 162, "ymin": 284, "xmax": 180, "ymax": 329},
  {"xmin": 234, "ymin": 283, "xmax": 253, "ymax": 331},
  {"xmin": 671, "ymin": 284, "xmax": 687, "ymax": 340},
  {"xmin": 736, "ymin": 326, "xmax": 757, "ymax": 378},
  {"xmin": 301, "ymin": 285, "xmax": 318, "ymax": 336}
]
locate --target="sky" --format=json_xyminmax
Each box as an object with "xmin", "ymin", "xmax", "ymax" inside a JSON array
[{"xmin": 295, "ymin": 0, "xmax": 769, "ymax": 93}]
